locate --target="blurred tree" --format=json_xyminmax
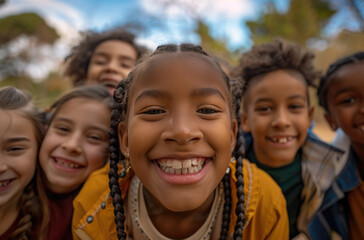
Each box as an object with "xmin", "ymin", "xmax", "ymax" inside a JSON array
[
  {"xmin": 247, "ymin": 0, "xmax": 336, "ymax": 46},
  {"xmin": 0, "ymin": 13, "xmax": 59, "ymax": 83},
  {"xmin": 0, "ymin": 12, "xmax": 59, "ymax": 45}
]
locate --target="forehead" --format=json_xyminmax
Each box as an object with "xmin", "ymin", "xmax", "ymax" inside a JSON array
[
  {"xmin": 249, "ymin": 70, "xmax": 307, "ymax": 94},
  {"xmin": 54, "ymin": 98, "xmax": 110, "ymax": 118},
  {"xmin": 93, "ymin": 40, "xmax": 137, "ymax": 58},
  {"xmin": 130, "ymin": 53, "xmax": 229, "ymax": 97},
  {"xmin": 328, "ymin": 62, "xmax": 364, "ymax": 90},
  {"xmin": 0, "ymin": 110, "xmax": 35, "ymax": 140}
]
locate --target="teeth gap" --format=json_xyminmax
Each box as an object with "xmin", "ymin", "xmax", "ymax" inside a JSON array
[
  {"xmin": 0, "ymin": 180, "xmax": 11, "ymax": 187},
  {"xmin": 55, "ymin": 159, "xmax": 81, "ymax": 169}
]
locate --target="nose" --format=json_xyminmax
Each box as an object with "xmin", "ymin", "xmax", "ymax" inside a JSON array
[
  {"xmin": 161, "ymin": 112, "xmax": 203, "ymax": 145},
  {"xmin": 272, "ymin": 108, "xmax": 290, "ymax": 129},
  {"xmin": 0, "ymin": 157, "xmax": 8, "ymax": 172},
  {"xmin": 61, "ymin": 133, "xmax": 82, "ymax": 155},
  {"xmin": 105, "ymin": 59, "xmax": 120, "ymax": 73}
]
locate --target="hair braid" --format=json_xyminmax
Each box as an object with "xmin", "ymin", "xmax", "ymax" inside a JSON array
[
  {"xmin": 317, "ymin": 51, "xmax": 364, "ymax": 111},
  {"xmin": 10, "ymin": 177, "xmax": 41, "ymax": 240},
  {"xmin": 230, "ymin": 77, "xmax": 246, "ymax": 239},
  {"xmin": 220, "ymin": 174, "xmax": 232, "ymax": 240},
  {"xmin": 109, "ymin": 77, "xmax": 132, "ymax": 240}
]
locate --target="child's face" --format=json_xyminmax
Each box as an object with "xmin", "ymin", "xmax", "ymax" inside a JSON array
[
  {"xmin": 325, "ymin": 62, "xmax": 364, "ymax": 149},
  {"xmin": 39, "ymin": 98, "xmax": 110, "ymax": 193},
  {"xmin": 242, "ymin": 70, "xmax": 313, "ymax": 167},
  {"xmin": 0, "ymin": 110, "xmax": 37, "ymax": 206},
  {"xmin": 119, "ymin": 55, "xmax": 237, "ymax": 212},
  {"xmin": 87, "ymin": 40, "xmax": 138, "ymax": 95}
]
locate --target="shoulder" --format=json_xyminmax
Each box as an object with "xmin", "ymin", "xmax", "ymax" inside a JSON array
[{"xmin": 229, "ymin": 160, "xmax": 289, "ymax": 239}]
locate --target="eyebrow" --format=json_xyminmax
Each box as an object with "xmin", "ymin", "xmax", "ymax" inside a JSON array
[
  {"xmin": 135, "ymin": 88, "xmax": 226, "ymax": 103},
  {"xmin": 135, "ymin": 90, "xmax": 170, "ymax": 103},
  {"xmin": 53, "ymin": 117, "xmax": 108, "ymax": 134},
  {"xmin": 7, "ymin": 137, "xmax": 31, "ymax": 143},
  {"xmin": 191, "ymin": 88, "xmax": 226, "ymax": 102},
  {"xmin": 254, "ymin": 94, "xmax": 306, "ymax": 104},
  {"xmin": 334, "ymin": 87, "xmax": 354, "ymax": 98},
  {"xmin": 93, "ymin": 52, "xmax": 136, "ymax": 62}
]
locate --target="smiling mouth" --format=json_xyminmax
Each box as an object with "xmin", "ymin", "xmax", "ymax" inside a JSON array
[
  {"xmin": 0, "ymin": 179, "xmax": 13, "ymax": 188},
  {"xmin": 54, "ymin": 157, "xmax": 83, "ymax": 169},
  {"xmin": 156, "ymin": 158, "xmax": 209, "ymax": 175},
  {"xmin": 268, "ymin": 136, "xmax": 295, "ymax": 143}
]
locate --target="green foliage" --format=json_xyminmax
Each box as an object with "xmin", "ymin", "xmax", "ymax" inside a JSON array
[
  {"xmin": 247, "ymin": 0, "xmax": 336, "ymax": 46},
  {"xmin": 0, "ymin": 12, "xmax": 59, "ymax": 45}
]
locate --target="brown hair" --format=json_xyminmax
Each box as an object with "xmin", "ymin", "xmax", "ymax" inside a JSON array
[
  {"xmin": 232, "ymin": 38, "xmax": 320, "ymax": 108},
  {"xmin": 0, "ymin": 86, "xmax": 49, "ymax": 240},
  {"xmin": 45, "ymin": 85, "xmax": 113, "ymax": 125},
  {"xmin": 64, "ymin": 27, "xmax": 149, "ymax": 86}
]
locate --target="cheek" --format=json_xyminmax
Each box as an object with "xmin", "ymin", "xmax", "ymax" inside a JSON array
[
  {"xmin": 87, "ymin": 64, "xmax": 100, "ymax": 79},
  {"xmin": 86, "ymin": 145, "xmax": 108, "ymax": 169}
]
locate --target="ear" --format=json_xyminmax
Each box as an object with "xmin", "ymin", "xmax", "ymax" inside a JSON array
[
  {"xmin": 230, "ymin": 119, "xmax": 238, "ymax": 152},
  {"xmin": 241, "ymin": 111, "xmax": 251, "ymax": 132},
  {"xmin": 324, "ymin": 112, "xmax": 338, "ymax": 131},
  {"xmin": 118, "ymin": 122, "xmax": 129, "ymax": 156},
  {"xmin": 308, "ymin": 106, "xmax": 315, "ymax": 123}
]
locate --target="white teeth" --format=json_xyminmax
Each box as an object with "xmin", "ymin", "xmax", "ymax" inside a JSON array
[
  {"xmin": 0, "ymin": 180, "xmax": 11, "ymax": 187},
  {"xmin": 55, "ymin": 158, "xmax": 81, "ymax": 169},
  {"xmin": 158, "ymin": 158, "xmax": 205, "ymax": 175},
  {"xmin": 271, "ymin": 137, "xmax": 293, "ymax": 143},
  {"xmin": 279, "ymin": 138, "xmax": 287, "ymax": 143}
]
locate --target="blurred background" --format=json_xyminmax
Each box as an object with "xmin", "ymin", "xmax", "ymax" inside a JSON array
[{"xmin": 0, "ymin": 0, "xmax": 364, "ymax": 141}]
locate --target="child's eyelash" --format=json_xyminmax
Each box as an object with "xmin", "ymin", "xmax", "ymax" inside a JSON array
[
  {"xmin": 141, "ymin": 109, "xmax": 165, "ymax": 115},
  {"xmin": 197, "ymin": 108, "xmax": 220, "ymax": 114}
]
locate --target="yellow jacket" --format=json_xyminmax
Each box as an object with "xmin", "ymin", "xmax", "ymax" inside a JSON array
[{"xmin": 73, "ymin": 160, "xmax": 289, "ymax": 240}]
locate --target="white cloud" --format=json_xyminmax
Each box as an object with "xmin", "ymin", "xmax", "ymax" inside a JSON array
[{"xmin": 140, "ymin": 0, "xmax": 255, "ymax": 21}]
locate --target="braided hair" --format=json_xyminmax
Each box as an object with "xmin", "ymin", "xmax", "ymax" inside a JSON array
[
  {"xmin": 231, "ymin": 38, "xmax": 320, "ymax": 110},
  {"xmin": 317, "ymin": 51, "xmax": 364, "ymax": 111},
  {"xmin": 64, "ymin": 27, "xmax": 149, "ymax": 86},
  {"xmin": 0, "ymin": 86, "xmax": 49, "ymax": 240},
  {"xmin": 108, "ymin": 43, "xmax": 246, "ymax": 240}
]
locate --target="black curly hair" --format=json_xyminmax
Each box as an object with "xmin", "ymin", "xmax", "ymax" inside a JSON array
[
  {"xmin": 64, "ymin": 27, "xmax": 149, "ymax": 86},
  {"xmin": 317, "ymin": 51, "xmax": 364, "ymax": 111},
  {"xmin": 232, "ymin": 38, "xmax": 320, "ymax": 109},
  {"xmin": 108, "ymin": 43, "xmax": 247, "ymax": 240}
]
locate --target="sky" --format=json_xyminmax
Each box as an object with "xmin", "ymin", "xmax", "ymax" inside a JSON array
[{"xmin": 0, "ymin": 0, "xmax": 361, "ymax": 79}]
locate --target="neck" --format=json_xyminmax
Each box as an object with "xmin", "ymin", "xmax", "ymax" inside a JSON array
[
  {"xmin": 0, "ymin": 192, "xmax": 22, "ymax": 235},
  {"xmin": 143, "ymin": 187, "xmax": 214, "ymax": 239},
  {"xmin": 352, "ymin": 143, "xmax": 364, "ymax": 179}
]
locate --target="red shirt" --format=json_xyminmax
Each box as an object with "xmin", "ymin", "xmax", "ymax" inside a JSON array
[
  {"xmin": 46, "ymin": 188, "xmax": 80, "ymax": 240},
  {"xmin": 0, "ymin": 215, "xmax": 20, "ymax": 240}
]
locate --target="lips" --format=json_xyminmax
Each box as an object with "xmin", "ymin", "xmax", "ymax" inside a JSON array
[
  {"xmin": 53, "ymin": 157, "xmax": 83, "ymax": 169},
  {"xmin": 268, "ymin": 136, "xmax": 296, "ymax": 143},
  {"xmin": 0, "ymin": 179, "xmax": 13, "ymax": 188},
  {"xmin": 157, "ymin": 158, "xmax": 206, "ymax": 175}
]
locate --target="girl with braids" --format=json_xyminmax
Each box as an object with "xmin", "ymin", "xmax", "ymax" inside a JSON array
[
  {"xmin": 317, "ymin": 52, "xmax": 364, "ymax": 240},
  {"xmin": 231, "ymin": 38, "xmax": 347, "ymax": 240},
  {"xmin": 0, "ymin": 86, "xmax": 48, "ymax": 240},
  {"xmin": 64, "ymin": 27, "xmax": 149, "ymax": 95},
  {"xmin": 72, "ymin": 43, "xmax": 288, "ymax": 240},
  {"xmin": 38, "ymin": 85, "xmax": 112, "ymax": 239}
]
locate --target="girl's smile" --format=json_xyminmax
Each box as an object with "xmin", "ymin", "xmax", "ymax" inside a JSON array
[{"xmin": 153, "ymin": 157, "xmax": 213, "ymax": 184}]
